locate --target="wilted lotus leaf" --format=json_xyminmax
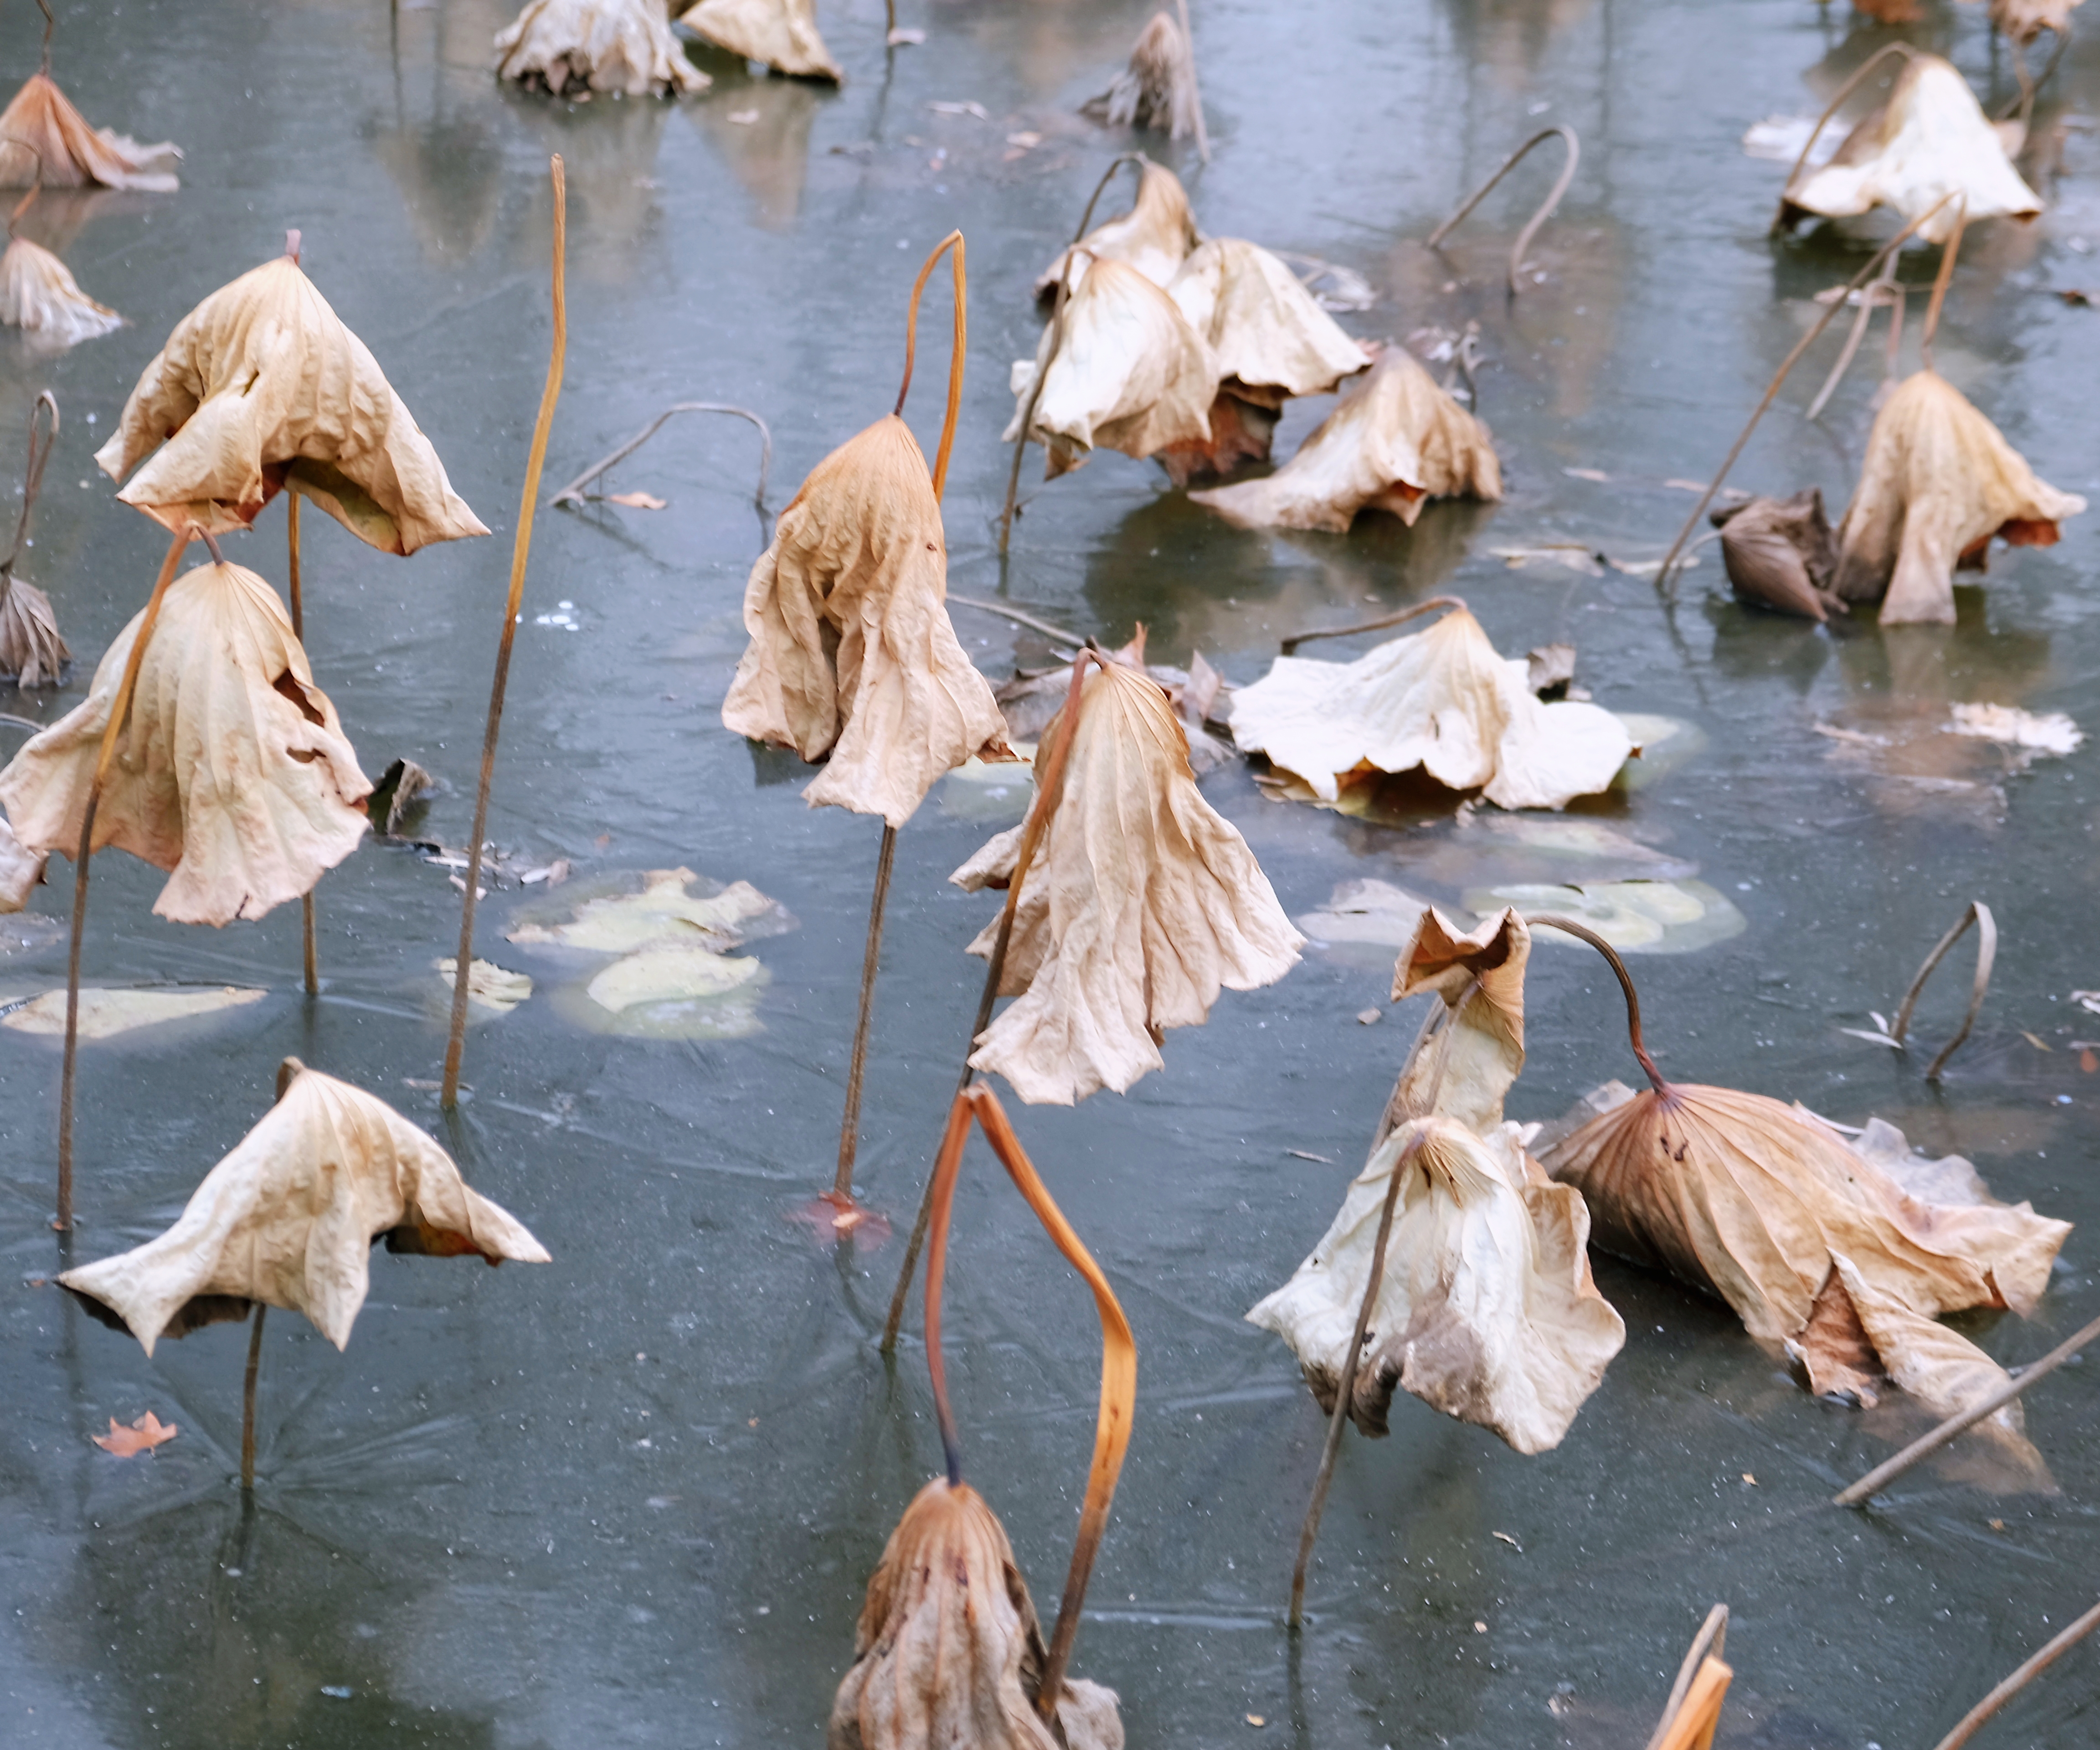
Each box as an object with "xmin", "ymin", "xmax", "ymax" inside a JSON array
[
  {"xmin": 829, "ymin": 1477, "xmax": 1124, "ymax": 1750},
  {"xmin": 1986, "ymin": 0, "xmax": 2080, "ymax": 43},
  {"xmin": 0, "ymin": 562, "xmax": 371, "ymax": 926},
  {"xmin": 1779, "ymin": 55, "xmax": 2039, "ymax": 243},
  {"xmin": 0, "ymin": 575, "xmax": 67, "ymax": 686},
  {"xmin": 0, "ymin": 811, "xmax": 40, "ymax": 910},
  {"xmin": 1387, "ymin": 905, "xmax": 1529, "ymax": 1133},
  {"xmin": 1712, "ymin": 489, "xmax": 1843, "ymax": 621},
  {"xmin": 1832, "ymin": 371, "xmax": 2085, "ymax": 625},
  {"xmin": 507, "ymin": 867, "xmax": 791, "ymax": 952},
  {"xmin": 1, "ymin": 984, "xmax": 266, "ymax": 1039},
  {"xmin": 1035, "ymin": 160, "xmax": 1199, "ymax": 297},
  {"xmin": 436, "ymin": 957, "xmax": 533, "ymax": 1016},
  {"xmin": 59, "ymin": 1061, "xmax": 549, "ymax": 1355},
  {"xmin": 0, "ymin": 236, "xmax": 121, "ymax": 347},
  {"xmin": 94, "ymin": 253, "xmax": 489, "ymax": 552},
  {"xmin": 1188, "ymin": 348, "xmax": 1501, "ymax": 533},
  {"xmin": 1227, "ymin": 604, "xmax": 1632, "ymax": 809},
  {"xmin": 722, "ymin": 417, "xmax": 1009, "ymax": 825},
  {"xmin": 953, "ymin": 661, "xmax": 1301, "ymax": 1105},
  {"xmin": 1005, "ymin": 259, "xmax": 1219, "ymax": 480},
  {"xmin": 0, "ymin": 73, "xmax": 179, "ymax": 191},
  {"xmin": 495, "ymin": 0, "xmax": 711, "ymax": 95},
  {"xmin": 679, "ymin": 0, "xmax": 842, "ymax": 82},
  {"xmin": 1082, "ymin": 11, "xmax": 1200, "ymax": 141}
]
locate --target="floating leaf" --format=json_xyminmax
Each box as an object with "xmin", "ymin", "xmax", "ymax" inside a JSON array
[
  {"xmin": 1472, "ymin": 881, "xmax": 1747, "ymax": 955},
  {"xmin": 507, "ymin": 867, "xmax": 793, "ymax": 953},
  {"xmin": 605, "ymin": 489, "xmax": 666, "ymax": 509},
  {"xmin": 495, "ymin": 0, "xmax": 712, "ymax": 95},
  {"xmin": 91, "ymin": 1411, "xmax": 178, "ymax": 1456},
  {"xmin": 2, "ymin": 985, "xmax": 266, "ymax": 1040},
  {"xmin": 585, "ymin": 944, "xmax": 762, "ymax": 1012},
  {"xmin": 437, "ymin": 957, "xmax": 533, "ymax": 1016}
]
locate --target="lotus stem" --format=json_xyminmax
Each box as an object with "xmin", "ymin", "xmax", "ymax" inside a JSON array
[
  {"xmin": 240, "ymin": 1302, "xmax": 266, "ymax": 1491},
  {"xmin": 34, "ymin": 0, "xmax": 51, "ymax": 77},
  {"xmin": 0, "ymin": 389, "xmax": 57, "ymax": 625},
  {"xmin": 1997, "ymin": 22, "xmax": 2070, "ymax": 127},
  {"xmin": 1834, "ymin": 1308, "xmax": 2100, "ymax": 1507},
  {"xmin": 1652, "ymin": 191, "xmax": 1956, "ymax": 599},
  {"xmin": 1426, "ymin": 126, "xmax": 1580, "ymax": 296},
  {"xmin": 1771, "ymin": 43, "xmax": 1915, "ymax": 237},
  {"xmin": 286, "ymin": 492, "xmax": 319, "ymax": 997},
  {"xmin": 880, "ymin": 651, "xmax": 1102, "ymax": 1350},
  {"xmin": 1279, "ymin": 594, "xmax": 1465, "ymax": 656},
  {"xmin": 548, "ymin": 403, "xmax": 773, "ymax": 514},
  {"xmin": 1920, "ymin": 197, "xmax": 1968, "ymax": 376},
  {"xmin": 55, "ymin": 524, "xmax": 195, "ymax": 1231},
  {"xmin": 830, "ymin": 822, "xmax": 897, "ymax": 1204},
  {"xmin": 1888, "ymin": 899, "xmax": 1994, "ymax": 1081},
  {"xmin": 1643, "ymin": 1606, "xmax": 1729, "ymax": 1750},
  {"xmin": 1925, "ymin": 1595, "xmax": 2100, "ymax": 1750},
  {"xmin": 966, "ymin": 1083, "xmax": 1136, "ymax": 1717},
  {"xmin": 946, "ymin": 592, "xmax": 1087, "ymax": 649},
  {"xmin": 1527, "ymin": 914, "xmax": 1670, "ymax": 1095},
  {"xmin": 443, "ymin": 155, "xmax": 565, "ymax": 1109},
  {"xmin": 895, "ymin": 229, "xmax": 967, "ymax": 498},
  {"xmin": 919, "ymin": 1092, "xmax": 976, "ymax": 1485},
  {"xmin": 1805, "ymin": 260, "xmax": 1896, "ymax": 423},
  {"xmin": 1173, "ymin": 0, "xmax": 1210, "ymax": 165}
]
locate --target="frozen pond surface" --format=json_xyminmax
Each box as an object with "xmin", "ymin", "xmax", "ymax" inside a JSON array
[{"xmin": 1, "ymin": 0, "xmax": 2098, "ymax": 1745}]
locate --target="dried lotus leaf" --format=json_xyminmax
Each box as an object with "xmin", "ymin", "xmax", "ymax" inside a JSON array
[
  {"xmin": 1035, "ymin": 159, "xmax": 1198, "ymax": 298},
  {"xmin": 1, "ymin": 984, "xmax": 266, "ymax": 1039},
  {"xmin": 1082, "ymin": 11, "xmax": 1201, "ymax": 141},
  {"xmin": 585, "ymin": 944, "xmax": 763, "ymax": 1012},
  {"xmin": 0, "ymin": 810, "xmax": 41, "ymax": 910},
  {"xmin": 679, "ymin": 0, "xmax": 842, "ymax": 82},
  {"xmin": 0, "ymin": 236, "xmax": 122, "ymax": 348},
  {"xmin": 495, "ymin": 0, "xmax": 711, "ymax": 96},
  {"xmin": 0, "ymin": 73, "xmax": 179, "ymax": 192},
  {"xmin": 1712, "ymin": 489, "xmax": 1843, "ymax": 621},
  {"xmin": 1167, "ymin": 238, "xmax": 1369, "ymax": 402},
  {"xmin": 0, "ymin": 576, "xmax": 68, "ymax": 685}
]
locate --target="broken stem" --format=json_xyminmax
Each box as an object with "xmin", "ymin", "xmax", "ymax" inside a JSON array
[
  {"xmin": 287, "ymin": 492, "xmax": 318, "ymax": 997},
  {"xmin": 1919, "ymin": 197, "xmax": 1968, "ymax": 376},
  {"xmin": 919, "ymin": 1092, "xmax": 976, "ymax": 1486},
  {"xmin": 895, "ymin": 229, "xmax": 967, "ymax": 497},
  {"xmin": 1529, "ymin": 914, "xmax": 1670, "ymax": 1094},
  {"xmin": 1653, "ymin": 191, "xmax": 1956, "ymax": 598},
  {"xmin": 1173, "ymin": 0, "xmax": 1210, "ymax": 164},
  {"xmin": 1888, "ymin": 900, "xmax": 1994, "ymax": 1081},
  {"xmin": 830, "ymin": 822, "xmax": 897, "ymax": 1203},
  {"xmin": 1424, "ymin": 126, "xmax": 1580, "ymax": 295},
  {"xmin": 240, "ymin": 1302, "xmax": 266, "ymax": 1491},
  {"xmin": 548, "ymin": 403, "xmax": 772, "ymax": 514},
  {"xmin": 1833, "ymin": 1307, "xmax": 2100, "ymax": 1506},
  {"xmin": 56, "ymin": 523, "xmax": 194, "ymax": 1231},
  {"xmin": 1279, "ymin": 594, "xmax": 1465, "ymax": 656},
  {"xmin": 1643, "ymin": 1606, "xmax": 1729, "ymax": 1750},
  {"xmin": 443, "ymin": 155, "xmax": 565, "ymax": 1109},
  {"xmin": 946, "ymin": 592, "xmax": 1087, "ymax": 648},
  {"xmin": 34, "ymin": 0, "xmax": 51, "ymax": 77},
  {"xmin": 1771, "ymin": 42, "xmax": 1915, "ymax": 235},
  {"xmin": 1926, "ymin": 1596, "xmax": 2100, "ymax": 1750},
  {"xmin": 1805, "ymin": 261, "xmax": 1896, "ymax": 423}
]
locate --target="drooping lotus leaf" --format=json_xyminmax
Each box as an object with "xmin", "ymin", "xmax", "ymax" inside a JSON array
[
  {"xmin": 0, "ymin": 573, "xmax": 67, "ymax": 686},
  {"xmin": 1081, "ymin": 11, "xmax": 1201, "ymax": 142},
  {"xmin": 679, "ymin": 0, "xmax": 842, "ymax": 82},
  {"xmin": 1167, "ymin": 239, "xmax": 1369, "ymax": 403},
  {"xmin": 1035, "ymin": 160, "xmax": 1199, "ymax": 298},
  {"xmin": 1711, "ymin": 489, "xmax": 1843, "ymax": 622},
  {"xmin": 0, "ymin": 236, "xmax": 121, "ymax": 348},
  {"xmin": 0, "ymin": 73, "xmax": 179, "ymax": 191},
  {"xmin": 495, "ymin": 0, "xmax": 711, "ymax": 96}
]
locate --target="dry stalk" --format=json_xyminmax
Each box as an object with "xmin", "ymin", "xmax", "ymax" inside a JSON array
[{"xmin": 1425, "ymin": 126, "xmax": 1580, "ymax": 295}]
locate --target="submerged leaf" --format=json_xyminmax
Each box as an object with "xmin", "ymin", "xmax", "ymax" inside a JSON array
[
  {"xmin": 60, "ymin": 1060, "xmax": 549, "ymax": 1355},
  {"xmin": 0, "ymin": 562, "xmax": 371, "ymax": 926},
  {"xmin": 507, "ymin": 867, "xmax": 791, "ymax": 952},
  {"xmin": 495, "ymin": 0, "xmax": 712, "ymax": 96},
  {"xmin": 585, "ymin": 943, "xmax": 762, "ymax": 1011},
  {"xmin": 2, "ymin": 985, "xmax": 266, "ymax": 1039},
  {"xmin": 0, "ymin": 237, "xmax": 122, "ymax": 348},
  {"xmin": 0, "ymin": 73, "xmax": 179, "ymax": 192},
  {"xmin": 1832, "ymin": 372, "xmax": 2084, "ymax": 625},
  {"xmin": 679, "ymin": 0, "xmax": 842, "ymax": 82},
  {"xmin": 91, "ymin": 1411, "xmax": 178, "ymax": 1456},
  {"xmin": 94, "ymin": 252, "xmax": 488, "ymax": 553},
  {"xmin": 1035, "ymin": 160, "xmax": 1199, "ymax": 298},
  {"xmin": 722, "ymin": 415, "xmax": 1010, "ymax": 827},
  {"xmin": 437, "ymin": 957, "xmax": 533, "ymax": 1015}
]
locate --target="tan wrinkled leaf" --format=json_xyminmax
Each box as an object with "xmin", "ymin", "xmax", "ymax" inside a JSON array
[
  {"xmin": 1005, "ymin": 258, "xmax": 1219, "ymax": 480},
  {"xmin": 1081, "ymin": 10, "xmax": 1201, "ymax": 142},
  {"xmin": 955, "ymin": 661, "xmax": 1302, "ymax": 1105},
  {"xmin": 605, "ymin": 489, "xmax": 666, "ymax": 508},
  {"xmin": 92, "ymin": 1411, "xmax": 178, "ymax": 1456},
  {"xmin": 2, "ymin": 984, "xmax": 266, "ymax": 1039},
  {"xmin": 93, "ymin": 253, "xmax": 489, "ymax": 553},
  {"xmin": 1780, "ymin": 55, "xmax": 2040, "ymax": 243},
  {"xmin": 1189, "ymin": 348, "xmax": 1501, "ymax": 533},
  {"xmin": 59, "ymin": 1060, "xmax": 549, "ymax": 1356},
  {"xmin": 721, "ymin": 416, "xmax": 1009, "ymax": 827},
  {"xmin": 0, "ymin": 810, "xmax": 41, "ymax": 911},
  {"xmin": 508, "ymin": 867, "xmax": 789, "ymax": 952},
  {"xmin": 1832, "ymin": 372, "xmax": 2085, "ymax": 625},
  {"xmin": 1035, "ymin": 160, "xmax": 1199, "ymax": 298},
  {"xmin": 0, "ymin": 562, "xmax": 371, "ymax": 925},
  {"xmin": 1712, "ymin": 489, "xmax": 1844, "ymax": 622},
  {"xmin": 436, "ymin": 957, "xmax": 533, "ymax": 1015},
  {"xmin": 679, "ymin": 0, "xmax": 842, "ymax": 82},
  {"xmin": 0, "ymin": 73, "xmax": 179, "ymax": 192},
  {"xmin": 0, "ymin": 576, "xmax": 67, "ymax": 686},
  {"xmin": 1227, "ymin": 604, "xmax": 1632, "ymax": 810},
  {"xmin": 1388, "ymin": 906, "xmax": 1529, "ymax": 1134},
  {"xmin": 496, "ymin": 0, "xmax": 712, "ymax": 96},
  {"xmin": 1987, "ymin": 0, "xmax": 2081, "ymax": 44},
  {"xmin": 829, "ymin": 1477, "xmax": 1124, "ymax": 1750},
  {"xmin": 1168, "ymin": 239, "xmax": 1370, "ymax": 402},
  {"xmin": 0, "ymin": 237, "xmax": 122, "ymax": 348}
]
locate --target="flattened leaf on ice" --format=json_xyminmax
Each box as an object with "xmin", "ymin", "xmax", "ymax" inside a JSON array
[
  {"xmin": 0, "ymin": 562, "xmax": 371, "ymax": 926},
  {"xmin": 955, "ymin": 661, "xmax": 1302, "ymax": 1105},
  {"xmin": 1832, "ymin": 371, "xmax": 2085, "ymax": 625},
  {"xmin": 1035, "ymin": 159, "xmax": 1198, "ymax": 298},
  {"xmin": 1479, "ymin": 880, "xmax": 1748, "ymax": 955},
  {"xmin": 679, "ymin": 0, "xmax": 842, "ymax": 83},
  {"xmin": 94, "ymin": 252, "xmax": 488, "ymax": 553},
  {"xmin": 1081, "ymin": 10, "xmax": 1200, "ymax": 143},
  {"xmin": 1188, "ymin": 348, "xmax": 1500, "ymax": 533},
  {"xmin": 0, "ymin": 73, "xmax": 179, "ymax": 192},
  {"xmin": 1779, "ymin": 55, "xmax": 2039, "ymax": 243},
  {"xmin": 1, "ymin": 985, "xmax": 266, "ymax": 1039},
  {"xmin": 586, "ymin": 944, "xmax": 763, "ymax": 1012},
  {"xmin": 1711, "ymin": 490, "xmax": 1843, "ymax": 622},
  {"xmin": 59, "ymin": 1062, "xmax": 548, "ymax": 1356},
  {"xmin": 437, "ymin": 957, "xmax": 533, "ymax": 1016},
  {"xmin": 829, "ymin": 1478, "xmax": 1124, "ymax": 1750},
  {"xmin": 507, "ymin": 867, "xmax": 793, "ymax": 952},
  {"xmin": 0, "ymin": 236, "xmax": 121, "ymax": 348},
  {"xmin": 494, "ymin": 0, "xmax": 711, "ymax": 96},
  {"xmin": 1227, "ymin": 604, "xmax": 1631, "ymax": 809},
  {"xmin": 1005, "ymin": 259, "xmax": 1218, "ymax": 480},
  {"xmin": 1293, "ymin": 878, "xmax": 1437, "ymax": 963},
  {"xmin": 721, "ymin": 415, "xmax": 1010, "ymax": 826}
]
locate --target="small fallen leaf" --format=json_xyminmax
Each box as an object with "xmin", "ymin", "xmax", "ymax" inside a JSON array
[
  {"xmin": 1989, "ymin": 1517, "xmax": 2006, "ymax": 1529},
  {"xmin": 447, "ymin": 873, "xmax": 488, "ymax": 900},
  {"xmin": 725, "ymin": 110, "xmax": 758, "ymax": 126},
  {"xmin": 519, "ymin": 859, "xmax": 571, "ymax": 886},
  {"xmin": 1005, "ymin": 131, "xmax": 1041, "ymax": 149},
  {"xmin": 92, "ymin": 1411, "xmax": 177, "ymax": 1456},
  {"xmin": 886, "ymin": 26, "xmax": 925, "ymax": 45},
  {"xmin": 2081, "ymin": 1048, "xmax": 2097, "ymax": 1073},
  {"xmin": 2074, "ymin": 990, "xmax": 2100, "ymax": 1015},
  {"xmin": 1563, "ymin": 466, "xmax": 1611, "ymax": 482},
  {"xmin": 368, "ymin": 757, "xmax": 436, "ymax": 838},
  {"xmin": 1492, "ymin": 1531, "xmax": 1522, "ymax": 1550},
  {"xmin": 1742, "ymin": 1472, "xmax": 1758, "ymax": 1486},
  {"xmin": 1946, "ymin": 703, "xmax": 2083, "ymax": 757},
  {"xmin": 1474, "ymin": 1621, "xmax": 1488, "ymax": 1633},
  {"xmin": 605, "ymin": 490, "xmax": 666, "ymax": 509},
  {"xmin": 1356, "ymin": 1007, "xmax": 1382, "ymax": 1026},
  {"xmin": 2019, "ymin": 1031, "xmax": 2052, "ymax": 1052},
  {"xmin": 926, "ymin": 100, "xmax": 989, "ymax": 120},
  {"xmin": 1284, "ymin": 1149, "xmax": 1335, "ymax": 1165},
  {"xmin": 437, "ymin": 957, "xmax": 533, "ymax": 1016},
  {"xmin": 1246, "ymin": 1716, "xmax": 1266, "ymax": 1729}
]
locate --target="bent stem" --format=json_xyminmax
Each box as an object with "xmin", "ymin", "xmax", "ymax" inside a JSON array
[
  {"xmin": 443, "ymin": 155, "xmax": 566, "ymax": 1109},
  {"xmin": 1889, "ymin": 899, "xmax": 1995, "ymax": 1081},
  {"xmin": 1805, "ymin": 259, "xmax": 1896, "ymax": 422},
  {"xmin": 919, "ymin": 1093, "xmax": 976, "ymax": 1485},
  {"xmin": 1653, "ymin": 191, "xmax": 1956, "ymax": 598},
  {"xmin": 287, "ymin": 492, "xmax": 318, "ymax": 996},
  {"xmin": 1926, "ymin": 1597, "xmax": 2100, "ymax": 1750},
  {"xmin": 1425, "ymin": 126, "xmax": 1579, "ymax": 295},
  {"xmin": 240, "ymin": 1302, "xmax": 266, "ymax": 1491},
  {"xmin": 1528, "ymin": 914, "xmax": 1669, "ymax": 1094},
  {"xmin": 55, "ymin": 523, "xmax": 195, "ymax": 1231},
  {"xmin": 895, "ymin": 229, "xmax": 968, "ymax": 497},
  {"xmin": 1279, "ymin": 594, "xmax": 1465, "ymax": 656},
  {"xmin": 880, "ymin": 651, "xmax": 1102, "ymax": 1350},
  {"xmin": 1771, "ymin": 42, "xmax": 1915, "ymax": 235},
  {"xmin": 1918, "ymin": 197, "xmax": 1968, "ymax": 375},
  {"xmin": 0, "ymin": 387, "xmax": 57, "ymax": 622},
  {"xmin": 548, "ymin": 402, "xmax": 773, "ymax": 516}
]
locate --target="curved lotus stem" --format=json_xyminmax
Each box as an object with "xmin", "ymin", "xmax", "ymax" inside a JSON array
[
  {"xmin": 1888, "ymin": 900, "xmax": 1995, "ymax": 1082},
  {"xmin": 0, "ymin": 390, "xmax": 57, "ymax": 603},
  {"xmin": 549, "ymin": 403, "xmax": 773, "ymax": 514},
  {"xmin": 919, "ymin": 1093, "xmax": 976, "ymax": 1484},
  {"xmin": 2, "ymin": 136, "xmax": 43, "ymax": 241},
  {"xmin": 1527, "ymin": 914, "xmax": 1669, "ymax": 1095},
  {"xmin": 1643, "ymin": 1606, "xmax": 1731, "ymax": 1750},
  {"xmin": 1424, "ymin": 126, "xmax": 1580, "ymax": 296},
  {"xmin": 1919, "ymin": 196, "xmax": 1968, "ymax": 376},
  {"xmin": 1278, "ymin": 594, "xmax": 1466, "ymax": 656},
  {"xmin": 1653, "ymin": 191, "xmax": 1957, "ymax": 599},
  {"xmin": 1806, "ymin": 257, "xmax": 1898, "ymax": 422},
  {"xmin": 895, "ymin": 229, "xmax": 967, "ymax": 499},
  {"xmin": 1925, "ymin": 1598, "xmax": 2100, "ymax": 1750},
  {"xmin": 443, "ymin": 155, "xmax": 565, "ymax": 1109},
  {"xmin": 1998, "ymin": 22, "xmax": 2072, "ymax": 128},
  {"xmin": 881, "ymin": 650, "xmax": 1104, "ymax": 1350},
  {"xmin": 1770, "ymin": 42, "xmax": 1916, "ymax": 236}
]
